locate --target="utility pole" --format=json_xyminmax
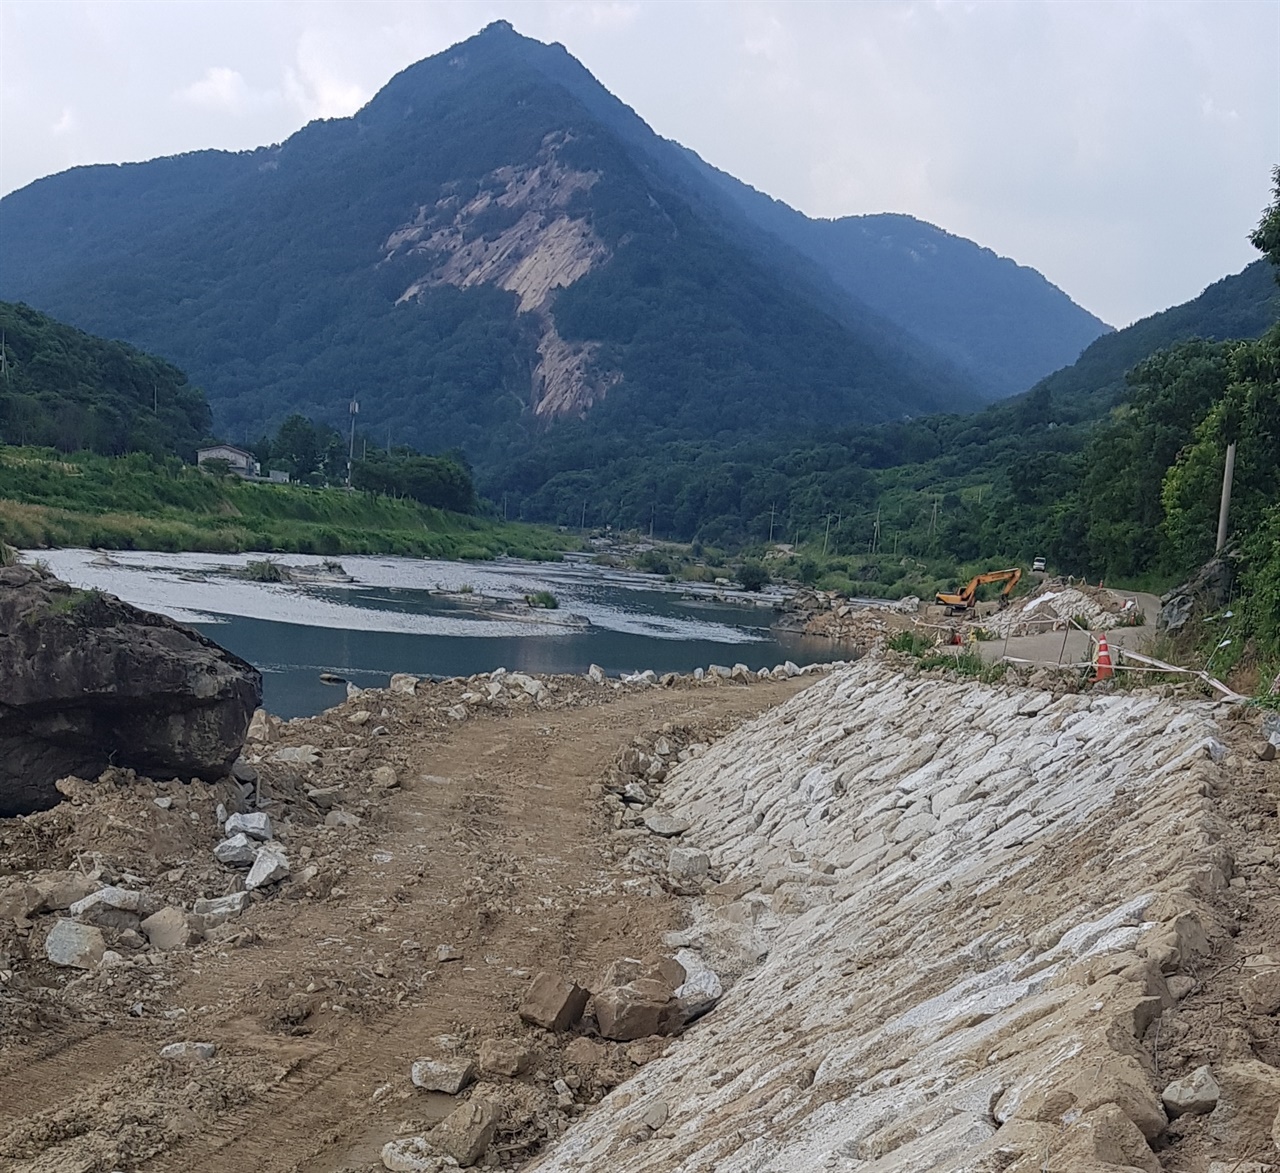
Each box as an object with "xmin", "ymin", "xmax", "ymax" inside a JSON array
[
  {"xmin": 822, "ymin": 514, "xmax": 833, "ymax": 556},
  {"xmin": 649, "ymin": 502, "xmax": 655, "ymax": 539},
  {"xmin": 153, "ymin": 382, "xmax": 158, "ymax": 413},
  {"xmin": 930, "ymin": 497, "xmax": 939, "ymax": 535},
  {"xmin": 1216, "ymin": 441, "xmax": 1237, "ymax": 554},
  {"xmin": 872, "ymin": 507, "xmax": 881, "ymax": 555},
  {"xmin": 386, "ymin": 424, "xmax": 392, "ymax": 456},
  {"xmin": 580, "ymin": 499, "xmax": 587, "ymax": 532},
  {"xmin": 346, "ymin": 400, "xmax": 359, "ymax": 487},
  {"xmin": 768, "ymin": 502, "xmax": 777, "ymax": 544}
]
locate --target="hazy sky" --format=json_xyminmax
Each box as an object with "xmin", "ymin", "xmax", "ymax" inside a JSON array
[{"xmin": 2, "ymin": 0, "xmax": 1277, "ymax": 327}]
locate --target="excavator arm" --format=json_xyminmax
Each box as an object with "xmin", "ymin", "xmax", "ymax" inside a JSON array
[{"xmin": 936, "ymin": 568, "xmax": 1022, "ymax": 612}]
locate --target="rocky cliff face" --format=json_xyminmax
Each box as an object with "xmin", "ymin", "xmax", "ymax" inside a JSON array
[
  {"xmin": 0, "ymin": 564, "xmax": 261, "ymax": 815},
  {"xmin": 386, "ymin": 131, "xmax": 618, "ymax": 419}
]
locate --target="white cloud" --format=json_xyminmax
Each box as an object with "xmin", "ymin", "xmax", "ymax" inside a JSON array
[
  {"xmin": 50, "ymin": 106, "xmax": 75, "ymax": 136},
  {"xmin": 284, "ymin": 31, "xmax": 372, "ymax": 120},
  {"xmin": 177, "ymin": 66, "xmax": 259, "ymax": 115}
]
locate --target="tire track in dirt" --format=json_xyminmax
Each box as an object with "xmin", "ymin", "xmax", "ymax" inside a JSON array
[{"xmin": 112, "ymin": 678, "xmax": 811, "ymax": 1173}]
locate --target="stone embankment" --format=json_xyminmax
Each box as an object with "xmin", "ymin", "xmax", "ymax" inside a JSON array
[{"xmin": 528, "ymin": 660, "xmax": 1273, "ymax": 1172}]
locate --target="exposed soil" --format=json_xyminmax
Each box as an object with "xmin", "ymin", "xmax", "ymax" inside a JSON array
[{"xmin": 0, "ymin": 672, "xmax": 810, "ymax": 1173}]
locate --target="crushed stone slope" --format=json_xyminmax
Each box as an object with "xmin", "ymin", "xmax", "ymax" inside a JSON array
[{"xmin": 530, "ymin": 660, "xmax": 1232, "ymax": 1172}]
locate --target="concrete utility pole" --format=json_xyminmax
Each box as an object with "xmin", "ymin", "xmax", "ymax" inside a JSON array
[
  {"xmin": 768, "ymin": 503, "xmax": 777, "ymax": 544},
  {"xmin": 822, "ymin": 514, "xmax": 833, "ymax": 556},
  {"xmin": 346, "ymin": 400, "xmax": 359, "ymax": 487},
  {"xmin": 1216, "ymin": 441, "xmax": 1237, "ymax": 554}
]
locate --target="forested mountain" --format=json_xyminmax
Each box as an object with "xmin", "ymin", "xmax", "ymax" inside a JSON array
[
  {"xmin": 680, "ymin": 158, "xmax": 1109, "ymax": 399},
  {"xmin": 0, "ymin": 21, "xmax": 1105, "ymax": 500},
  {"xmin": 0, "ymin": 302, "xmax": 211, "ymax": 458}
]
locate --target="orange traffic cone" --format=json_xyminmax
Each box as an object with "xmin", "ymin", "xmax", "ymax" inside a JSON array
[{"xmin": 1095, "ymin": 633, "xmax": 1114, "ymax": 681}]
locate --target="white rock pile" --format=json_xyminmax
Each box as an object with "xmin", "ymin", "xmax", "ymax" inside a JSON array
[{"xmin": 527, "ymin": 659, "xmax": 1229, "ymax": 1173}]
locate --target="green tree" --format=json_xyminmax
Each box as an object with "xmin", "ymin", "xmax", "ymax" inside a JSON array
[
  {"xmin": 1251, "ymin": 165, "xmax": 1280, "ymax": 275},
  {"xmin": 273, "ymin": 414, "xmax": 323, "ymax": 481}
]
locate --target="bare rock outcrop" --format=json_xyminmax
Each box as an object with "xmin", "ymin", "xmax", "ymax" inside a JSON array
[
  {"xmin": 0, "ymin": 563, "xmax": 261, "ymax": 815},
  {"xmin": 386, "ymin": 131, "xmax": 620, "ymax": 419}
]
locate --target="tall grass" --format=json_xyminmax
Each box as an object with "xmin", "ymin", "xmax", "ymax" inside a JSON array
[{"xmin": 0, "ymin": 447, "xmax": 570, "ymax": 561}]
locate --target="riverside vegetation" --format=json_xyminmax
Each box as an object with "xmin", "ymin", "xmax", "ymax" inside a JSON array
[{"xmin": 0, "ymin": 448, "xmax": 567, "ymax": 561}]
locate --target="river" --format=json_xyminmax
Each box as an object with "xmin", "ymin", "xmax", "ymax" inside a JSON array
[{"xmin": 32, "ymin": 549, "xmax": 847, "ymax": 717}]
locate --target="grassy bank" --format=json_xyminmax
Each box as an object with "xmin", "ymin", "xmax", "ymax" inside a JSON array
[{"xmin": 0, "ymin": 448, "xmax": 571, "ymax": 561}]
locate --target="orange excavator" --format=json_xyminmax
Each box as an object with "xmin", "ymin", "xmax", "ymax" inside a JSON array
[{"xmin": 936, "ymin": 568, "xmax": 1022, "ymax": 616}]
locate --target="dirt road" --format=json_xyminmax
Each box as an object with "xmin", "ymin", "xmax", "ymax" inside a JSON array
[{"xmin": 0, "ymin": 674, "xmax": 811, "ymax": 1173}]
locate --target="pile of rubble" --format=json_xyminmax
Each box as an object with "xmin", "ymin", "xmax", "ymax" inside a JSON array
[
  {"xmin": 1, "ymin": 651, "xmax": 813, "ymax": 1172},
  {"xmin": 774, "ymin": 588, "xmax": 919, "ymax": 647},
  {"xmin": 980, "ymin": 580, "xmax": 1143, "ymax": 637},
  {"xmin": 521, "ymin": 660, "xmax": 1280, "ymax": 1172}
]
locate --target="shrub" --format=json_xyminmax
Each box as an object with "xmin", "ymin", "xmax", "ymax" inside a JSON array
[
  {"xmin": 738, "ymin": 560, "xmax": 770, "ymax": 592},
  {"xmin": 526, "ymin": 589, "xmax": 559, "ymax": 609},
  {"xmin": 887, "ymin": 630, "xmax": 936, "ymax": 655},
  {"xmin": 242, "ymin": 558, "xmax": 286, "ymax": 582}
]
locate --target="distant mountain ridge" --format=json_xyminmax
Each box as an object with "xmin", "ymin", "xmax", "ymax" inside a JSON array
[{"xmin": 0, "ymin": 21, "xmax": 1107, "ymax": 490}]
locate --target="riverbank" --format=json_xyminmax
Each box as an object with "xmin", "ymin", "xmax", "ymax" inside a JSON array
[
  {"xmin": 0, "ymin": 447, "xmax": 570, "ymax": 561},
  {"xmin": 2, "ymin": 656, "xmax": 1279, "ymax": 1171}
]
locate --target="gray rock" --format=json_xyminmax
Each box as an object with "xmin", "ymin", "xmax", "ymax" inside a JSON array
[
  {"xmin": 306, "ymin": 785, "xmax": 343, "ymax": 810},
  {"xmin": 784, "ymin": 660, "xmax": 802, "ymax": 677},
  {"xmin": 69, "ymin": 884, "xmax": 142, "ymax": 916},
  {"xmin": 230, "ymin": 759, "xmax": 258, "ymax": 784},
  {"xmin": 641, "ymin": 1099, "xmax": 669, "ymax": 1130},
  {"xmin": 434, "ymin": 1097, "xmax": 502, "ymax": 1166},
  {"xmin": 245, "ymin": 846, "xmax": 290, "ymax": 890},
  {"xmin": 410, "ymin": 1056, "xmax": 475, "ymax": 1094},
  {"xmin": 1162, "ymin": 1065, "xmax": 1220, "ymax": 1117},
  {"xmin": 224, "ymin": 811, "xmax": 272, "ymax": 841},
  {"xmin": 645, "ymin": 813, "xmax": 691, "ymax": 838},
  {"xmin": 381, "ymin": 1137, "xmax": 447, "ymax": 1172},
  {"xmin": 389, "ymin": 673, "xmax": 418, "ymax": 695},
  {"xmin": 44, "ymin": 919, "xmax": 106, "ymax": 969},
  {"xmin": 141, "ymin": 907, "xmax": 191, "ymax": 951},
  {"xmin": 668, "ymin": 847, "xmax": 710, "ymax": 884},
  {"xmin": 159, "ymin": 1041, "xmax": 217, "ymax": 1060},
  {"xmin": 587, "ymin": 663, "xmax": 606, "ymax": 684},
  {"xmin": 673, "ymin": 949, "xmax": 723, "ymax": 1021},
  {"xmin": 214, "ymin": 832, "xmax": 258, "ymax": 866},
  {"xmin": 324, "ymin": 810, "xmax": 361, "ymax": 828},
  {"xmin": 269, "ymin": 745, "xmax": 319, "ymax": 765},
  {"xmin": 192, "ymin": 892, "xmax": 249, "ymax": 923},
  {"xmin": 0, "ymin": 563, "xmax": 261, "ymax": 818}
]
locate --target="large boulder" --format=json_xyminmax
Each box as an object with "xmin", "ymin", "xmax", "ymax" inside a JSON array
[
  {"xmin": 1158, "ymin": 554, "xmax": 1236, "ymax": 634},
  {"xmin": 0, "ymin": 563, "xmax": 261, "ymax": 815}
]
